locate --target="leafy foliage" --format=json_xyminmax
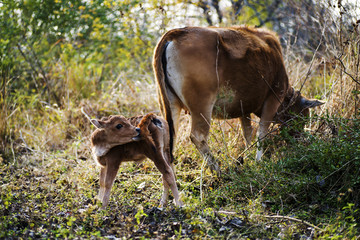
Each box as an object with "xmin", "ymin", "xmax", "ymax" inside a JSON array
[{"xmin": 1, "ymin": 0, "xmax": 359, "ymax": 239}]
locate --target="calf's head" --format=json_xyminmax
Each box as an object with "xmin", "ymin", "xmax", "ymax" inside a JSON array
[{"xmin": 90, "ymin": 115, "xmax": 141, "ymax": 157}]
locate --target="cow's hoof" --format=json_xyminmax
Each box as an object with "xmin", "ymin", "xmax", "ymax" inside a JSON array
[
  {"xmin": 208, "ymin": 162, "xmax": 221, "ymax": 177},
  {"xmin": 203, "ymin": 153, "xmax": 221, "ymax": 177}
]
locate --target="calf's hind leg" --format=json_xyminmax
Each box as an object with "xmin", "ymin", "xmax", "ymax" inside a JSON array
[{"xmin": 152, "ymin": 154, "xmax": 182, "ymax": 207}]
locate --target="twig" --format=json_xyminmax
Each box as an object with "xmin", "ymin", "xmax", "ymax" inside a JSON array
[
  {"xmin": 259, "ymin": 215, "xmax": 324, "ymax": 232},
  {"xmin": 200, "ymin": 152, "xmax": 208, "ymax": 203},
  {"xmin": 11, "ymin": 141, "xmax": 16, "ymax": 165},
  {"xmin": 6, "ymin": 107, "xmax": 19, "ymax": 120},
  {"xmin": 19, "ymin": 130, "xmax": 33, "ymax": 152},
  {"xmin": 323, "ymin": 159, "xmax": 354, "ymax": 181},
  {"xmin": 299, "ymin": 27, "xmax": 325, "ymax": 93},
  {"xmin": 218, "ymin": 211, "xmax": 324, "ymax": 232},
  {"xmin": 216, "ymin": 210, "xmax": 238, "ymax": 215},
  {"xmin": 17, "ymin": 43, "xmax": 61, "ymax": 105},
  {"xmin": 335, "ymin": 55, "xmax": 360, "ymax": 85},
  {"xmin": 81, "ymin": 107, "xmax": 92, "ymax": 122},
  {"xmin": 179, "ymin": 176, "xmax": 201, "ymax": 195}
]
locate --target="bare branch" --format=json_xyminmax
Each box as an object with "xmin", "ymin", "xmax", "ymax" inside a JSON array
[
  {"xmin": 299, "ymin": 26, "xmax": 325, "ymax": 92},
  {"xmin": 335, "ymin": 55, "xmax": 360, "ymax": 85},
  {"xmin": 231, "ymin": 0, "xmax": 245, "ymax": 17},
  {"xmin": 198, "ymin": 0, "xmax": 213, "ymax": 25},
  {"xmin": 215, "ymin": 211, "xmax": 324, "ymax": 232},
  {"xmin": 17, "ymin": 43, "xmax": 61, "ymax": 105},
  {"xmin": 259, "ymin": 215, "xmax": 324, "ymax": 232}
]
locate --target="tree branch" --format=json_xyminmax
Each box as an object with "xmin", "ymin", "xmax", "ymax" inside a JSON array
[
  {"xmin": 259, "ymin": 215, "xmax": 324, "ymax": 232},
  {"xmin": 17, "ymin": 43, "xmax": 61, "ymax": 106},
  {"xmin": 215, "ymin": 210, "xmax": 324, "ymax": 232},
  {"xmin": 335, "ymin": 55, "xmax": 360, "ymax": 85},
  {"xmin": 198, "ymin": 0, "xmax": 213, "ymax": 25}
]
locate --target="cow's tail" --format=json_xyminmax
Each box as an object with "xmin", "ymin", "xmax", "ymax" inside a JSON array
[{"xmin": 153, "ymin": 29, "xmax": 184, "ymax": 162}]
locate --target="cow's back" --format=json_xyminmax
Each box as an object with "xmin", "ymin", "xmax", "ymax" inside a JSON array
[{"xmin": 163, "ymin": 26, "xmax": 289, "ymax": 119}]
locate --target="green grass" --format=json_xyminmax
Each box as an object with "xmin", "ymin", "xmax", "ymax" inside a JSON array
[
  {"xmin": 1, "ymin": 61, "xmax": 359, "ymax": 238},
  {"xmin": 1, "ymin": 1, "xmax": 359, "ymax": 238},
  {"xmin": 1, "ymin": 105, "xmax": 359, "ymax": 238}
]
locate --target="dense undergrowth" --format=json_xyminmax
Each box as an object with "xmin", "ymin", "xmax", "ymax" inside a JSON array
[
  {"xmin": 0, "ymin": 93, "xmax": 359, "ymax": 239},
  {"xmin": 1, "ymin": 0, "xmax": 360, "ymax": 239}
]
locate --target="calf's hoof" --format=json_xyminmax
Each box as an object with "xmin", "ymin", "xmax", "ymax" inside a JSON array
[{"xmin": 174, "ymin": 200, "xmax": 184, "ymax": 208}]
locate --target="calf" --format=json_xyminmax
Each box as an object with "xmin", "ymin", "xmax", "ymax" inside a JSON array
[{"xmin": 90, "ymin": 113, "xmax": 182, "ymax": 208}]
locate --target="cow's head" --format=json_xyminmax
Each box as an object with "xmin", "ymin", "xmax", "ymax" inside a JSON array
[
  {"xmin": 90, "ymin": 115, "xmax": 141, "ymax": 157},
  {"xmin": 275, "ymin": 88, "xmax": 325, "ymax": 134}
]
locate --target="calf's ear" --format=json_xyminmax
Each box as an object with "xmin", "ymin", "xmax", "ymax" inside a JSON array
[
  {"xmin": 91, "ymin": 119, "xmax": 103, "ymax": 128},
  {"xmin": 300, "ymin": 97, "xmax": 326, "ymax": 109}
]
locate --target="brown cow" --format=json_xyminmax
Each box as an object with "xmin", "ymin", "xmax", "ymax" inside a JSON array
[
  {"xmin": 153, "ymin": 26, "xmax": 324, "ymax": 172},
  {"xmin": 90, "ymin": 113, "xmax": 182, "ymax": 208}
]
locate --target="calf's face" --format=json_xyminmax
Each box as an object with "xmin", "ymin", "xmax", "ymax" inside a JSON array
[{"xmin": 91, "ymin": 115, "xmax": 141, "ymax": 157}]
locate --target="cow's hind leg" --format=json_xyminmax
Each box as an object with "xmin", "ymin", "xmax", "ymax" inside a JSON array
[
  {"xmin": 189, "ymin": 109, "xmax": 220, "ymax": 174},
  {"xmin": 167, "ymin": 93, "xmax": 182, "ymax": 138}
]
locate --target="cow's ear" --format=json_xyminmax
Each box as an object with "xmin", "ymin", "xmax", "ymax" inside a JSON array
[
  {"xmin": 217, "ymin": 31, "xmax": 249, "ymax": 59},
  {"xmin": 91, "ymin": 119, "xmax": 103, "ymax": 128},
  {"xmin": 300, "ymin": 97, "xmax": 325, "ymax": 109}
]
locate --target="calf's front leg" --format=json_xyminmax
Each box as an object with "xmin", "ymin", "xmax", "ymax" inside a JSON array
[
  {"xmin": 99, "ymin": 158, "xmax": 121, "ymax": 209},
  {"xmin": 98, "ymin": 166, "xmax": 106, "ymax": 201},
  {"xmin": 160, "ymin": 180, "xmax": 170, "ymax": 208}
]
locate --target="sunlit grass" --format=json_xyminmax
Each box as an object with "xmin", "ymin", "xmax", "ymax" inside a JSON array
[
  {"xmin": 1, "ymin": 49, "xmax": 360, "ymax": 237},
  {"xmin": 1, "ymin": 11, "xmax": 360, "ymax": 239}
]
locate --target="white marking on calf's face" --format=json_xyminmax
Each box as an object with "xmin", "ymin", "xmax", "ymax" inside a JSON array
[{"xmin": 132, "ymin": 135, "xmax": 142, "ymax": 141}]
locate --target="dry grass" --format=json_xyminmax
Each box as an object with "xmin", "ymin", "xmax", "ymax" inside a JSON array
[{"xmin": 1, "ymin": 3, "xmax": 359, "ymax": 238}]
